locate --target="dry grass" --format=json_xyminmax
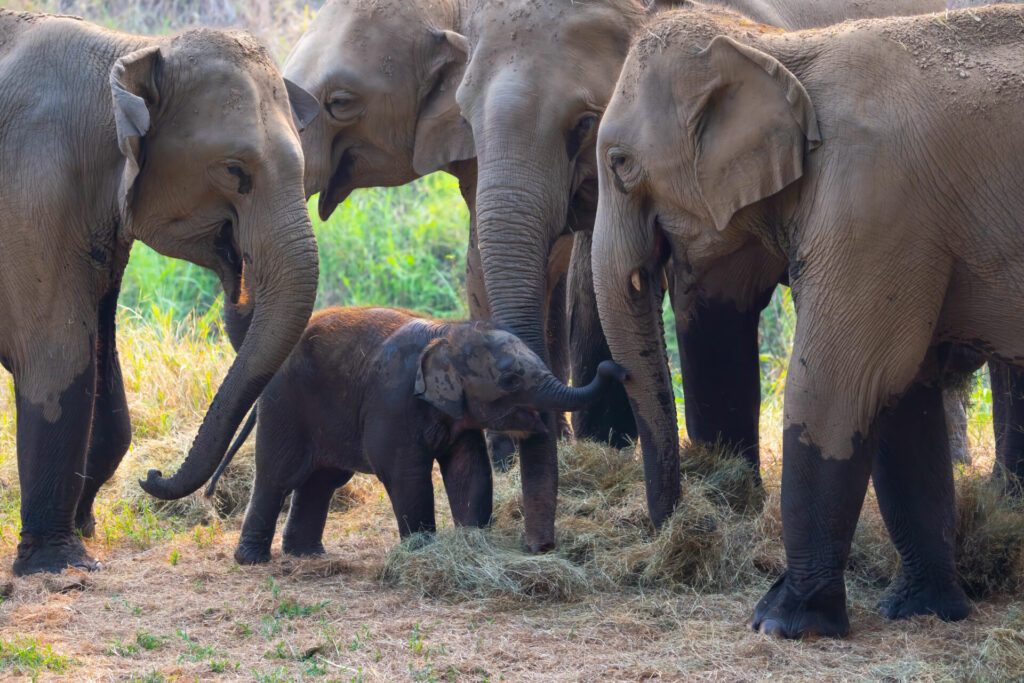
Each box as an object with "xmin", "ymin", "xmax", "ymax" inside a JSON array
[{"xmin": 0, "ymin": 318, "xmax": 1021, "ymax": 680}]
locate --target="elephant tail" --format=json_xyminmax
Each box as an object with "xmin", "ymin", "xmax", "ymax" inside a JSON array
[{"xmin": 204, "ymin": 406, "xmax": 258, "ymax": 498}]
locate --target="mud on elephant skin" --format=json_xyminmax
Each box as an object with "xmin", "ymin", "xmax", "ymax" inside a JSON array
[
  {"xmin": 593, "ymin": 5, "xmax": 1024, "ymax": 637},
  {"xmin": 0, "ymin": 11, "xmax": 320, "ymax": 575},
  {"xmin": 222, "ymin": 307, "xmax": 625, "ymax": 565}
]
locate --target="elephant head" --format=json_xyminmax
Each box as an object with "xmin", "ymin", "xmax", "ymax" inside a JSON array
[
  {"xmin": 283, "ymin": 0, "xmax": 475, "ymax": 220},
  {"xmin": 121, "ymin": 30, "xmax": 322, "ymax": 500},
  {"xmin": 592, "ymin": 14, "xmax": 820, "ymax": 523},
  {"xmin": 416, "ymin": 325, "xmax": 628, "ymax": 437},
  {"xmin": 452, "ymin": 0, "xmax": 645, "ymax": 361}
]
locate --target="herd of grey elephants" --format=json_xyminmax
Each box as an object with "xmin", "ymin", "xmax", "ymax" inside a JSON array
[{"xmin": 1, "ymin": 0, "xmax": 1023, "ymax": 640}]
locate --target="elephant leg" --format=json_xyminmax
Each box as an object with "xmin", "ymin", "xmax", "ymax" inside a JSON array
[
  {"xmin": 991, "ymin": 361, "xmax": 1024, "ymax": 484},
  {"xmin": 13, "ymin": 335, "xmax": 100, "ymax": 576},
  {"xmin": 235, "ymin": 472, "xmax": 289, "ymax": 565},
  {"xmin": 439, "ymin": 431, "xmax": 493, "ymax": 528},
  {"xmin": 281, "ymin": 469, "xmax": 353, "ymax": 557},
  {"xmin": 874, "ymin": 382, "xmax": 970, "ymax": 621},
  {"xmin": 676, "ymin": 293, "xmax": 766, "ymax": 473},
  {"xmin": 546, "ymin": 271, "xmax": 572, "ymax": 440},
  {"xmin": 379, "ymin": 461, "xmax": 436, "ymax": 538},
  {"xmin": 75, "ymin": 290, "xmax": 132, "ymax": 538},
  {"xmin": 943, "ymin": 388, "xmax": 971, "ymax": 465},
  {"xmin": 751, "ymin": 425, "xmax": 873, "ymax": 638},
  {"xmin": 568, "ymin": 231, "xmax": 637, "ymax": 447}
]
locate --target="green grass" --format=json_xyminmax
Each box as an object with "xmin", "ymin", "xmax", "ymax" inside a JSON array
[{"xmin": 0, "ymin": 638, "xmax": 73, "ymax": 678}]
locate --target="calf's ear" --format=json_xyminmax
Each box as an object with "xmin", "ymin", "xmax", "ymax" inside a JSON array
[
  {"xmin": 110, "ymin": 46, "xmax": 162, "ymax": 222},
  {"xmin": 414, "ymin": 338, "xmax": 465, "ymax": 419},
  {"xmin": 284, "ymin": 78, "xmax": 320, "ymax": 133}
]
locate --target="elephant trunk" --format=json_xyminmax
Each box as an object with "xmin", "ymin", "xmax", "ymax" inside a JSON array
[
  {"xmin": 140, "ymin": 203, "xmax": 319, "ymax": 500},
  {"xmin": 529, "ymin": 361, "xmax": 628, "ymax": 413},
  {"xmin": 592, "ymin": 193, "xmax": 680, "ymax": 528}
]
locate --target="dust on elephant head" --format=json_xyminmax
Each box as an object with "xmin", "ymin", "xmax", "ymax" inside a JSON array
[{"xmin": 283, "ymin": 0, "xmax": 475, "ymax": 219}]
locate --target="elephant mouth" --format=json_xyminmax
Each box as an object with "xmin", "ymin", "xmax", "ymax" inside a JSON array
[
  {"xmin": 494, "ymin": 407, "xmax": 548, "ymax": 437},
  {"xmin": 213, "ymin": 221, "xmax": 244, "ymax": 305},
  {"xmin": 318, "ymin": 148, "xmax": 356, "ymax": 221}
]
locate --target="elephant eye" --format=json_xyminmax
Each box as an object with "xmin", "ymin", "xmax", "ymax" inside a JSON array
[
  {"xmin": 567, "ymin": 112, "xmax": 600, "ymax": 160},
  {"xmin": 498, "ymin": 373, "xmax": 522, "ymax": 392},
  {"xmin": 209, "ymin": 161, "xmax": 253, "ymax": 196},
  {"xmin": 326, "ymin": 90, "xmax": 361, "ymax": 123},
  {"xmin": 606, "ymin": 147, "xmax": 639, "ymax": 194}
]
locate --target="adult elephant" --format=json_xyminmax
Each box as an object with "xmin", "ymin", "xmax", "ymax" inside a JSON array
[
  {"xmin": 594, "ymin": 4, "xmax": 1024, "ymax": 636},
  {"xmin": 278, "ymin": 0, "xmax": 633, "ymax": 476},
  {"xmin": 0, "ymin": 12, "xmax": 320, "ymax": 574},
  {"xmin": 450, "ymin": 0, "xmax": 975, "ymax": 530}
]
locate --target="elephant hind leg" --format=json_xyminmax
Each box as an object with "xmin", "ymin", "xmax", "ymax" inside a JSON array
[
  {"xmin": 874, "ymin": 381, "xmax": 970, "ymax": 621},
  {"xmin": 76, "ymin": 289, "xmax": 132, "ymax": 538},
  {"xmin": 991, "ymin": 361, "xmax": 1024, "ymax": 486},
  {"xmin": 282, "ymin": 469, "xmax": 352, "ymax": 557}
]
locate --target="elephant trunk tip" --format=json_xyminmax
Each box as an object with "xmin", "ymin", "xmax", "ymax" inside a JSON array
[
  {"xmin": 138, "ymin": 469, "xmax": 186, "ymax": 501},
  {"xmin": 597, "ymin": 360, "xmax": 629, "ymax": 385}
]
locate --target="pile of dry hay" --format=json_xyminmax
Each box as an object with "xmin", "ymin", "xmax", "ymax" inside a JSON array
[{"xmin": 381, "ymin": 441, "xmax": 1024, "ymax": 605}]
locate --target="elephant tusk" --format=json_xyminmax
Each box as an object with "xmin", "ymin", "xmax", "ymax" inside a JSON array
[
  {"xmin": 660, "ymin": 268, "xmax": 669, "ymax": 292},
  {"xmin": 630, "ymin": 270, "xmax": 643, "ymax": 292}
]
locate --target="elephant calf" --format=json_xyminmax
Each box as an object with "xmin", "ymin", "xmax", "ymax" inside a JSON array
[{"xmin": 226, "ymin": 307, "xmax": 625, "ymax": 565}]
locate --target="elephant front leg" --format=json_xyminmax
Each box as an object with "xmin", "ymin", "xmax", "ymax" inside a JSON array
[
  {"xmin": 991, "ymin": 361, "xmax": 1024, "ymax": 484},
  {"xmin": 873, "ymin": 381, "xmax": 970, "ymax": 621},
  {"xmin": 439, "ymin": 431, "xmax": 493, "ymax": 528},
  {"xmin": 677, "ymin": 295, "xmax": 765, "ymax": 473},
  {"xmin": 568, "ymin": 231, "xmax": 637, "ymax": 447},
  {"xmin": 14, "ymin": 339, "xmax": 100, "ymax": 576},
  {"xmin": 751, "ymin": 423, "xmax": 873, "ymax": 638},
  {"xmin": 282, "ymin": 469, "xmax": 353, "ymax": 557},
  {"xmin": 75, "ymin": 290, "xmax": 132, "ymax": 538}
]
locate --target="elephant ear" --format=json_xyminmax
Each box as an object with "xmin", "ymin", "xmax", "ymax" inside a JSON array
[
  {"xmin": 284, "ymin": 78, "xmax": 320, "ymax": 133},
  {"xmin": 689, "ymin": 35, "xmax": 820, "ymax": 232},
  {"xmin": 414, "ymin": 338, "xmax": 465, "ymax": 419},
  {"xmin": 412, "ymin": 29, "xmax": 476, "ymax": 177},
  {"xmin": 110, "ymin": 45, "xmax": 162, "ymax": 221}
]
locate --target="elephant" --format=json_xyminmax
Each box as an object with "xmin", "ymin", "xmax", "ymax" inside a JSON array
[
  {"xmin": 0, "ymin": 11, "xmax": 320, "ymax": 574},
  {"xmin": 449, "ymin": 0, "xmax": 975, "ymax": 533},
  {"xmin": 220, "ymin": 306, "xmax": 626, "ymax": 565},
  {"xmin": 278, "ymin": 0, "xmax": 631, "ymax": 477},
  {"xmin": 593, "ymin": 3, "xmax": 1024, "ymax": 637}
]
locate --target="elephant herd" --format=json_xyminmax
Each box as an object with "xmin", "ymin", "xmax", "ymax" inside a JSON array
[{"xmin": 1, "ymin": 0, "xmax": 1023, "ymax": 641}]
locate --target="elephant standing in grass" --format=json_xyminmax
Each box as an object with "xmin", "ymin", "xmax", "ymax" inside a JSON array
[
  {"xmin": 593, "ymin": 4, "xmax": 1024, "ymax": 637},
  {"xmin": 0, "ymin": 11, "xmax": 320, "ymax": 574},
  {"xmin": 228, "ymin": 307, "xmax": 625, "ymax": 565}
]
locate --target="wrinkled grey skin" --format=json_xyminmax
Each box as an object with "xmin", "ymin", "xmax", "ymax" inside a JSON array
[
  {"xmin": 0, "ymin": 11, "xmax": 319, "ymax": 574},
  {"xmin": 451, "ymin": 0, "xmax": 949, "ymax": 533},
  {"xmin": 231, "ymin": 307, "xmax": 626, "ymax": 565},
  {"xmin": 594, "ymin": 4, "xmax": 1024, "ymax": 638}
]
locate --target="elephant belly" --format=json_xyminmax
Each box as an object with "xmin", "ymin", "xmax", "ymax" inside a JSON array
[{"xmin": 935, "ymin": 272, "xmax": 1024, "ymax": 367}]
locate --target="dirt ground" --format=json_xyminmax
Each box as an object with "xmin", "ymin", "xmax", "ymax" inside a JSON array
[{"xmin": 1, "ymin": 453, "xmax": 1021, "ymax": 682}]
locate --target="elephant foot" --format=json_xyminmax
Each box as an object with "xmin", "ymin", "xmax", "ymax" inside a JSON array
[
  {"xmin": 74, "ymin": 508, "xmax": 96, "ymax": 539},
  {"xmin": 282, "ymin": 537, "xmax": 325, "ymax": 558},
  {"xmin": 751, "ymin": 572, "xmax": 849, "ymax": 639},
  {"xmin": 234, "ymin": 540, "xmax": 272, "ymax": 565},
  {"xmin": 487, "ymin": 432, "xmax": 517, "ymax": 473},
  {"xmin": 877, "ymin": 572, "xmax": 971, "ymax": 621},
  {"xmin": 13, "ymin": 533, "xmax": 100, "ymax": 576}
]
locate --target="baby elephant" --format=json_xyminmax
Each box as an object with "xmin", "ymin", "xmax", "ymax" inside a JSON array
[{"xmin": 223, "ymin": 307, "xmax": 626, "ymax": 565}]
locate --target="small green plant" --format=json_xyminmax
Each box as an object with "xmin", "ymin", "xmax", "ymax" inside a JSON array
[
  {"xmin": 266, "ymin": 575, "xmax": 281, "ymax": 599},
  {"xmin": 209, "ymin": 659, "xmax": 237, "ymax": 673},
  {"xmin": 168, "ymin": 548, "xmax": 180, "ymax": 566},
  {"xmin": 349, "ymin": 625, "xmax": 371, "ymax": 652},
  {"xmin": 253, "ymin": 667, "xmax": 291, "ymax": 683},
  {"xmin": 135, "ymin": 631, "xmax": 164, "ymax": 651},
  {"xmin": 274, "ymin": 597, "xmax": 329, "ymax": 619},
  {"xmin": 408, "ymin": 623, "xmax": 426, "ymax": 656},
  {"xmin": 0, "ymin": 638, "xmax": 72, "ymax": 678},
  {"xmin": 131, "ymin": 673, "xmax": 167, "ymax": 683},
  {"xmin": 106, "ymin": 639, "xmax": 138, "ymax": 657},
  {"xmin": 176, "ymin": 629, "xmax": 218, "ymax": 663},
  {"xmin": 266, "ymin": 641, "xmax": 291, "ymax": 660}
]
